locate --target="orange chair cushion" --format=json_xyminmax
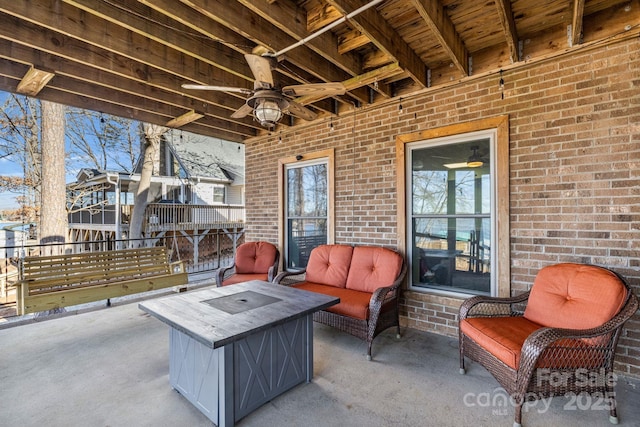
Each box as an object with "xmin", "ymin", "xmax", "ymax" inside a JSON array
[
  {"xmin": 234, "ymin": 242, "xmax": 277, "ymax": 274},
  {"xmin": 524, "ymin": 263, "xmax": 627, "ymax": 329},
  {"xmin": 222, "ymin": 273, "xmax": 269, "ymax": 286},
  {"xmin": 293, "ymin": 282, "xmax": 371, "ymax": 320},
  {"xmin": 346, "ymin": 246, "xmax": 403, "ymax": 293},
  {"xmin": 305, "ymin": 245, "xmax": 354, "ymax": 288},
  {"xmin": 460, "ymin": 316, "xmax": 543, "ymax": 369}
]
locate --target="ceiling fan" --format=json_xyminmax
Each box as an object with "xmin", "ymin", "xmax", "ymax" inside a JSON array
[{"xmin": 182, "ymin": 52, "xmax": 346, "ymax": 128}]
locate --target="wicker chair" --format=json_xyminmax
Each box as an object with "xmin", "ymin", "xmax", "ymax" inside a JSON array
[
  {"xmin": 275, "ymin": 244, "xmax": 407, "ymax": 360},
  {"xmin": 459, "ymin": 263, "xmax": 638, "ymax": 427},
  {"xmin": 215, "ymin": 241, "xmax": 279, "ymax": 287}
]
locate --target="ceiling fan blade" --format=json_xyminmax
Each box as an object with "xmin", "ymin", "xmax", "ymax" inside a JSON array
[
  {"xmin": 245, "ymin": 54, "xmax": 274, "ymax": 87},
  {"xmin": 182, "ymin": 84, "xmax": 252, "ymax": 95},
  {"xmin": 282, "ymin": 82, "xmax": 346, "ymax": 97},
  {"xmin": 286, "ymin": 101, "xmax": 317, "ymax": 121},
  {"xmin": 230, "ymin": 103, "xmax": 254, "ymax": 119}
]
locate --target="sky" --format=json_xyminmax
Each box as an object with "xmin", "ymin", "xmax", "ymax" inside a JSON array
[{"xmin": 0, "ymin": 156, "xmax": 23, "ymax": 210}]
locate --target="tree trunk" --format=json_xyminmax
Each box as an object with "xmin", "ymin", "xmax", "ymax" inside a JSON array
[
  {"xmin": 129, "ymin": 123, "xmax": 165, "ymax": 247},
  {"xmin": 39, "ymin": 100, "xmax": 67, "ymax": 256}
]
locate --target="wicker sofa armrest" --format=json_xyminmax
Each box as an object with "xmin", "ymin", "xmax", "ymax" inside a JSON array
[
  {"xmin": 368, "ymin": 261, "xmax": 407, "ymax": 329},
  {"xmin": 459, "ymin": 291, "xmax": 531, "ymax": 320},
  {"xmin": 215, "ymin": 264, "xmax": 235, "ymax": 287},
  {"xmin": 274, "ymin": 268, "xmax": 307, "ymax": 286}
]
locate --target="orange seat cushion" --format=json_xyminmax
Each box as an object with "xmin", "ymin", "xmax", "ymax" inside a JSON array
[
  {"xmin": 346, "ymin": 246, "xmax": 403, "ymax": 293},
  {"xmin": 305, "ymin": 245, "xmax": 354, "ymax": 288},
  {"xmin": 222, "ymin": 273, "xmax": 269, "ymax": 286},
  {"xmin": 293, "ymin": 282, "xmax": 371, "ymax": 320},
  {"xmin": 460, "ymin": 316, "xmax": 543, "ymax": 369},
  {"xmin": 523, "ymin": 263, "xmax": 627, "ymax": 329},
  {"xmin": 235, "ymin": 242, "xmax": 277, "ymax": 274}
]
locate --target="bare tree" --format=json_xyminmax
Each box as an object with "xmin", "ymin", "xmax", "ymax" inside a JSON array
[
  {"xmin": 39, "ymin": 100, "xmax": 67, "ymax": 255},
  {"xmin": 0, "ymin": 94, "xmax": 41, "ymax": 213},
  {"xmin": 65, "ymin": 108, "xmax": 138, "ymax": 172},
  {"xmin": 128, "ymin": 123, "xmax": 166, "ymax": 246}
]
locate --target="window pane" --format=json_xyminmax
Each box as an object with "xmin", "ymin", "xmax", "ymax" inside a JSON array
[
  {"xmin": 285, "ymin": 161, "xmax": 328, "ymax": 269},
  {"xmin": 287, "ymin": 164, "xmax": 327, "ymax": 217},
  {"xmin": 287, "ymin": 218, "xmax": 327, "ymax": 269},
  {"xmin": 409, "ymin": 137, "xmax": 492, "ymax": 295},
  {"xmin": 412, "ymin": 170, "xmax": 447, "ymax": 215},
  {"xmin": 412, "ymin": 217, "xmax": 490, "ymax": 294}
]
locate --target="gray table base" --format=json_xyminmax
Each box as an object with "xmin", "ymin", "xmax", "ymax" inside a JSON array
[{"xmin": 169, "ymin": 314, "xmax": 313, "ymax": 426}]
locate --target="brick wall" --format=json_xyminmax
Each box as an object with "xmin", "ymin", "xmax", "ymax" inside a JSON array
[{"xmin": 244, "ymin": 37, "xmax": 640, "ymax": 377}]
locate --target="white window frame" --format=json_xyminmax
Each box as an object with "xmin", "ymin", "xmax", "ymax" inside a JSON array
[{"xmin": 396, "ymin": 116, "xmax": 510, "ymax": 298}]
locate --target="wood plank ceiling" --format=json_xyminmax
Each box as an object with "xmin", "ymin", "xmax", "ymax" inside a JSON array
[{"xmin": 0, "ymin": 0, "xmax": 638, "ymax": 142}]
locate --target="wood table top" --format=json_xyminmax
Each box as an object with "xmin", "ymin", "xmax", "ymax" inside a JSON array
[{"xmin": 139, "ymin": 280, "xmax": 339, "ymax": 349}]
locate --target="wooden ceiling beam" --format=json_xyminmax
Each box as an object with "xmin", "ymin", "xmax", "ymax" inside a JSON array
[
  {"xmin": 295, "ymin": 62, "xmax": 403, "ymax": 105},
  {"xmin": 338, "ymin": 29, "xmax": 370, "ymax": 54},
  {"xmin": 307, "ymin": 3, "xmax": 343, "ymax": 33},
  {"xmin": 0, "ymin": 19, "xmax": 259, "ymax": 130},
  {"xmin": 138, "ymin": 0, "xmax": 251, "ymax": 54},
  {"xmin": 0, "ymin": 1, "xmax": 253, "ymax": 90},
  {"xmin": 410, "ymin": 0, "xmax": 469, "ymax": 75},
  {"xmin": 180, "ymin": 1, "xmax": 347, "ymax": 84},
  {"xmin": 571, "ymin": 0, "xmax": 585, "ymax": 47},
  {"xmin": 326, "ymin": 0, "xmax": 428, "ymax": 88},
  {"xmin": 179, "ymin": 0, "xmax": 371, "ymax": 105},
  {"xmin": 0, "ymin": 68, "xmax": 247, "ymax": 142},
  {"xmin": 493, "ymin": 0, "xmax": 520, "ymax": 63},
  {"xmin": 44, "ymin": 73, "xmax": 255, "ymax": 137},
  {"xmin": 141, "ymin": 0, "xmax": 353, "ymax": 109},
  {"xmin": 238, "ymin": 0, "xmax": 390, "ymax": 102},
  {"xmin": 238, "ymin": 0, "xmax": 362, "ymax": 75},
  {"xmin": 64, "ymin": 0, "xmax": 254, "ymax": 81}
]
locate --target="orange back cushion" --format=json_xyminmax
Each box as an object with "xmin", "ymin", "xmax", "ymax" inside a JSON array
[
  {"xmin": 305, "ymin": 245, "xmax": 354, "ymax": 288},
  {"xmin": 524, "ymin": 263, "xmax": 627, "ymax": 329},
  {"xmin": 235, "ymin": 242, "xmax": 277, "ymax": 274},
  {"xmin": 346, "ymin": 246, "xmax": 403, "ymax": 293}
]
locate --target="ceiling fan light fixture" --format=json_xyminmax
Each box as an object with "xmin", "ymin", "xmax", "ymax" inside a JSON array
[
  {"xmin": 467, "ymin": 145, "xmax": 484, "ymax": 168},
  {"xmin": 254, "ymin": 98, "xmax": 283, "ymax": 128}
]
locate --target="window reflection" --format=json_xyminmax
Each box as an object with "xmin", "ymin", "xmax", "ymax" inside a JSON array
[
  {"xmin": 286, "ymin": 163, "xmax": 328, "ymax": 268},
  {"xmin": 410, "ymin": 140, "xmax": 492, "ymax": 295}
]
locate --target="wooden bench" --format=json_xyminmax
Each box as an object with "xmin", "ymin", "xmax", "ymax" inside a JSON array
[{"xmin": 16, "ymin": 246, "xmax": 187, "ymax": 315}]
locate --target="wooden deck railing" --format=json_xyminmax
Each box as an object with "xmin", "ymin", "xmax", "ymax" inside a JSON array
[{"xmin": 68, "ymin": 204, "xmax": 245, "ymax": 229}]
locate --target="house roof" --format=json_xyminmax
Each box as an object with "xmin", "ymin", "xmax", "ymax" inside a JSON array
[
  {"xmin": 1, "ymin": 1, "xmax": 637, "ymax": 142},
  {"xmin": 167, "ymin": 132, "xmax": 245, "ymax": 185},
  {"xmin": 74, "ymin": 131, "xmax": 244, "ymax": 186}
]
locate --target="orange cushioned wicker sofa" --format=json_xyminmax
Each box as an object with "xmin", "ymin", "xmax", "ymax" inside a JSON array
[{"xmin": 274, "ymin": 244, "xmax": 407, "ymax": 360}]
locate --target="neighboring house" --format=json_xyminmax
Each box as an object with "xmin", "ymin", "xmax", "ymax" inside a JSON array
[{"xmin": 67, "ymin": 132, "xmax": 246, "ymax": 266}]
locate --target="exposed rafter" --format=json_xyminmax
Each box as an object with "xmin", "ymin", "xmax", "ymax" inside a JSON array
[
  {"xmin": 410, "ymin": 0, "xmax": 469, "ymax": 76},
  {"xmin": 571, "ymin": 0, "xmax": 586, "ymax": 47},
  {"xmin": 326, "ymin": 0, "xmax": 428, "ymax": 88},
  {"xmin": 493, "ymin": 0, "xmax": 520, "ymax": 63}
]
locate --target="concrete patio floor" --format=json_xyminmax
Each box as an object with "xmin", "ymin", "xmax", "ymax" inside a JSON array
[{"xmin": 1, "ymin": 287, "xmax": 639, "ymax": 427}]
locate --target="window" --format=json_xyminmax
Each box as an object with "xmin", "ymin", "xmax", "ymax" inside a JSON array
[
  {"xmin": 397, "ymin": 117, "xmax": 510, "ymax": 297},
  {"xmin": 279, "ymin": 149, "xmax": 334, "ymax": 270},
  {"xmin": 213, "ymin": 186, "xmax": 225, "ymax": 204},
  {"xmin": 410, "ymin": 134, "xmax": 493, "ymax": 295}
]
